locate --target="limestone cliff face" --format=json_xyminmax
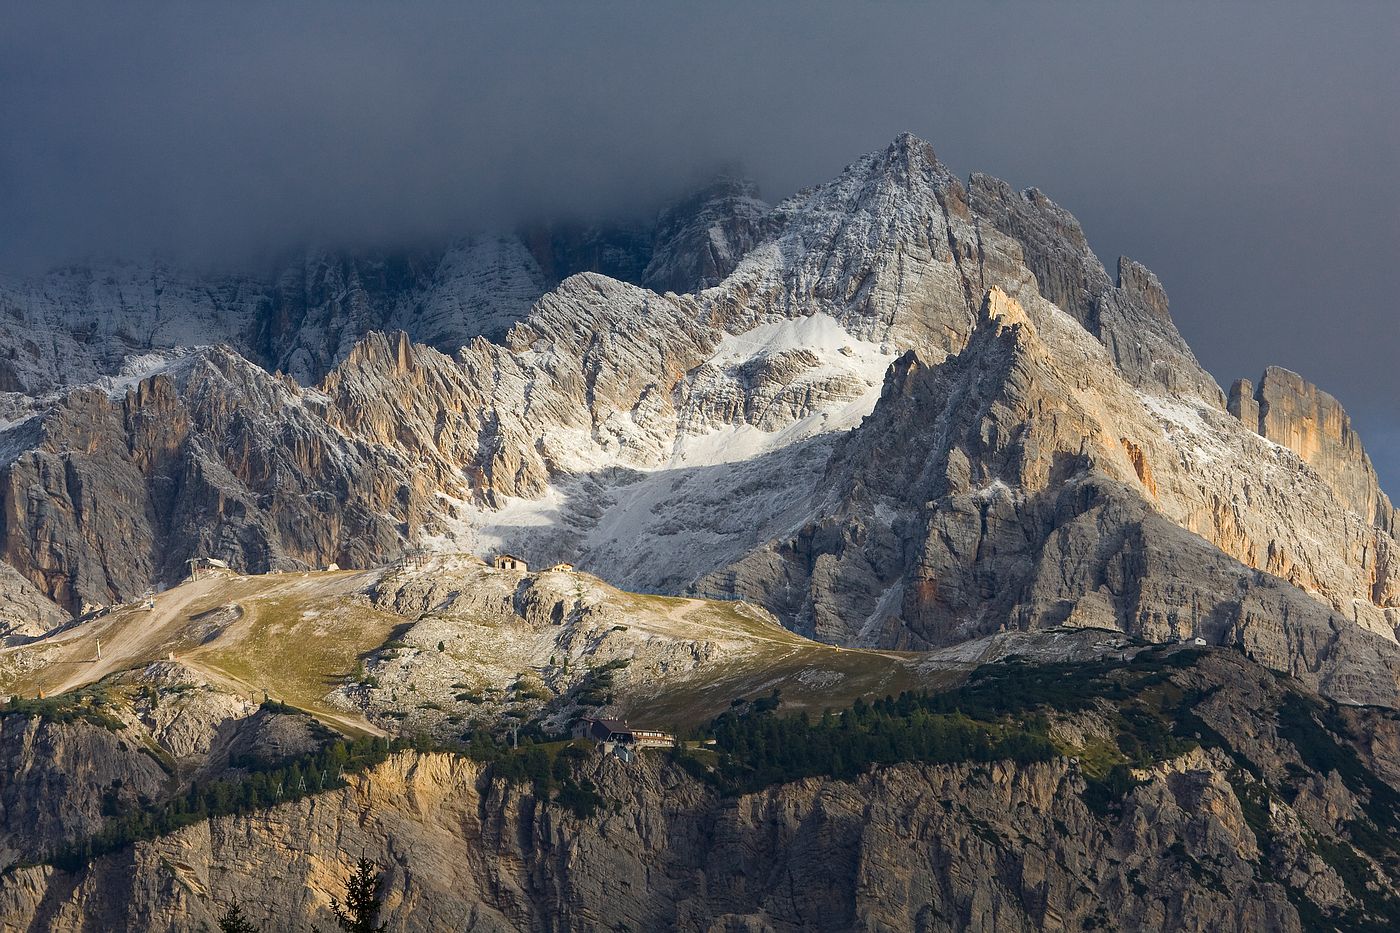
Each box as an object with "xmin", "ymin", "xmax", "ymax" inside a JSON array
[
  {"xmin": 1230, "ymin": 367, "xmax": 1396, "ymax": 535},
  {"xmin": 0, "ymin": 675, "xmax": 336, "ymax": 877},
  {"xmin": 3, "ymin": 753, "xmax": 1279, "ymax": 932},
  {"xmin": 0, "ymin": 714, "xmax": 170, "ymax": 870},
  {"xmin": 2, "ymin": 653, "xmax": 1398, "ymax": 932},
  {"xmin": 0, "ymin": 562, "xmax": 67, "ymax": 641},
  {"xmin": 704, "ymin": 287, "xmax": 1400, "ymax": 703},
  {"xmin": 0, "ymin": 349, "xmax": 425, "ymax": 611}
]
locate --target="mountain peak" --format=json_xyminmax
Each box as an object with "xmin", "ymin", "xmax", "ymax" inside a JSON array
[
  {"xmin": 885, "ymin": 131, "xmax": 938, "ymax": 161},
  {"xmin": 871, "ymin": 132, "xmax": 948, "ymax": 184}
]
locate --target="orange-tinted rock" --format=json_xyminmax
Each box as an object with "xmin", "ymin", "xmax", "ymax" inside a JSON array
[{"xmin": 1251, "ymin": 367, "xmax": 1394, "ymax": 533}]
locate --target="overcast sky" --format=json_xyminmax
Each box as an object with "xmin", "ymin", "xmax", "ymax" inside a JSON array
[{"xmin": 3, "ymin": 2, "xmax": 1398, "ymax": 484}]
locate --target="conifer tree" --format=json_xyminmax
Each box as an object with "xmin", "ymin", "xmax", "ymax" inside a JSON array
[
  {"xmin": 330, "ymin": 856, "xmax": 387, "ymax": 933},
  {"xmin": 216, "ymin": 899, "xmax": 259, "ymax": 933}
]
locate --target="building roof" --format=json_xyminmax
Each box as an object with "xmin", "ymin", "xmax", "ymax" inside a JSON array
[
  {"xmin": 578, "ymin": 716, "xmax": 674, "ymax": 745},
  {"xmin": 582, "ymin": 717, "xmax": 632, "ymax": 741}
]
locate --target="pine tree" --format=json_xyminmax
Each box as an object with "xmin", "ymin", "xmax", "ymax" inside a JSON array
[
  {"xmin": 216, "ymin": 899, "xmax": 259, "ymax": 933},
  {"xmin": 330, "ymin": 856, "xmax": 387, "ymax": 933}
]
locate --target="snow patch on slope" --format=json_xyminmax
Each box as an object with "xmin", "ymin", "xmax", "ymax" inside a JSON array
[
  {"xmin": 704, "ymin": 312, "xmax": 877, "ymax": 369},
  {"xmin": 1139, "ymin": 393, "xmax": 1231, "ymax": 467},
  {"xmin": 427, "ymin": 314, "xmax": 896, "ymax": 592},
  {"xmin": 94, "ymin": 349, "xmax": 197, "ymax": 397},
  {"xmin": 672, "ymin": 313, "xmax": 895, "ymax": 467}
]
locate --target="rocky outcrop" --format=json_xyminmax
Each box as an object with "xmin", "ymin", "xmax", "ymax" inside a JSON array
[
  {"xmin": 1227, "ymin": 377, "xmax": 1259, "ymax": 429},
  {"xmin": 0, "ymin": 714, "xmax": 169, "ymax": 869},
  {"xmin": 0, "ymin": 349, "xmax": 428, "ymax": 611},
  {"xmin": 0, "ymin": 270, "xmax": 723, "ymax": 611},
  {"xmin": 642, "ymin": 175, "xmax": 773, "ymax": 293},
  {"xmin": 1228, "ymin": 366, "xmax": 1396, "ymax": 534},
  {"xmin": 0, "ymin": 681, "xmax": 326, "ymax": 874},
  {"xmin": 0, "ymin": 562, "xmax": 67, "ymax": 641}
]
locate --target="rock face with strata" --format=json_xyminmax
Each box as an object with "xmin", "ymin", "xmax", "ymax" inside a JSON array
[
  {"xmin": 0, "ymin": 348, "xmax": 431, "ymax": 611},
  {"xmin": 0, "ymin": 675, "xmax": 320, "ymax": 873}
]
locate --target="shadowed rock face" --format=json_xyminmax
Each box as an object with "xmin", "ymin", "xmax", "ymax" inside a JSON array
[
  {"xmin": 0, "ymin": 350, "xmax": 421, "ymax": 612},
  {"xmin": 0, "ymin": 714, "xmax": 170, "ymax": 868}
]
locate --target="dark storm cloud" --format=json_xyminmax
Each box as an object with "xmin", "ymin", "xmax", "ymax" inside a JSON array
[{"xmin": 2, "ymin": 1, "xmax": 1398, "ymax": 483}]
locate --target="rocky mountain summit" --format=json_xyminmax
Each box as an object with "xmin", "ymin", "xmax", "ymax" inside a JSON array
[{"xmin": 0, "ymin": 133, "xmax": 1394, "ymax": 711}]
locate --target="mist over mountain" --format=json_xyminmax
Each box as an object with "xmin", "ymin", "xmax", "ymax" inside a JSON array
[{"xmin": 4, "ymin": 2, "xmax": 1397, "ymax": 486}]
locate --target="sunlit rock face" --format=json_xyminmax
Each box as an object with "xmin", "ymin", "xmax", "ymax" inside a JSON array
[{"xmin": 1251, "ymin": 366, "xmax": 1394, "ymax": 533}]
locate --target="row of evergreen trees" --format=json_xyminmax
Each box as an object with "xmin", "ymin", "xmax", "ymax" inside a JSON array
[
  {"xmin": 2, "ymin": 689, "xmax": 125, "ymax": 730},
  {"xmin": 54, "ymin": 735, "xmax": 396, "ymax": 870},
  {"xmin": 700, "ymin": 649, "xmax": 1218, "ymax": 796},
  {"xmin": 705, "ymin": 690, "xmax": 1058, "ymax": 792},
  {"xmin": 483, "ymin": 740, "xmax": 605, "ymax": 818}
]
